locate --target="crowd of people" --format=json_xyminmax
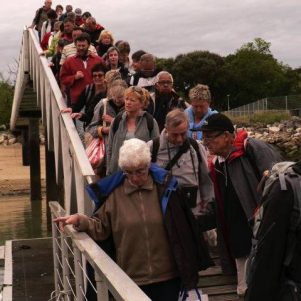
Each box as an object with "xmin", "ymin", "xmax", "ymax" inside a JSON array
[{"xmin": 30, "ymin": 2, "xmax": 301, "ymax": 301}]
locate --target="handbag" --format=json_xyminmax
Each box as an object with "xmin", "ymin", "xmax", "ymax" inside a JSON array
[
  {"xmin": 86, "ymin": 137, "xmax": 105, "ymax": 168},
  {"xmin": 85, "ymin": 99, "xmax": 108, "ymax": 169},
  {"xmin": 178, "ymin": 288, "xmax": 209, "ymax": 301}
]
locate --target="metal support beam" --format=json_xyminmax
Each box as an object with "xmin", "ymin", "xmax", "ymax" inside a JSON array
[
  {"xmin": 29, "ymin": 118, "xmax": 41, "ymax": 200},
  {"xmin": 21, "ymin": 127, "xmax": 30, "ymax": 166},
  {"xmin": 45, "ymin": 129, "xmax": 58, "ymax": 224}
]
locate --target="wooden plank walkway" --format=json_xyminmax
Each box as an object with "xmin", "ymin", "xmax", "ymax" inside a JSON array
[
  {"xmin": 11, "ymin": 237, "xmax": 54, "ymax": 301},
  {"xmin": 198, "ymin": 252, "xmax": 243, "ymax": 301}
]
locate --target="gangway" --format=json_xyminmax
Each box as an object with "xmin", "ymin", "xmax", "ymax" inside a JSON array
[
  {"xmin": 8, "ymin": 27, "xmax": 151, "ymax": 301},
  {"xmin": 7, "ymin": 27, "xmax": 241, "ymax": 301}
]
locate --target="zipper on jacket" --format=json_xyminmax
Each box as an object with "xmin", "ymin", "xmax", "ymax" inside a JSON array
[{"xmin": 139, "ymin": 191, "xmax": 153, "ymax": 278}]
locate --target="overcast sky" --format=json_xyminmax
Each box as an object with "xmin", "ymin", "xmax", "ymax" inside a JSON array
[{"xmin": 0, "ymin": 0, "xmax": 300, "ymax": 80}]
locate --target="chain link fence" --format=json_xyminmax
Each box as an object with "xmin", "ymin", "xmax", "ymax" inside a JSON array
[{"xmin": 226, "ymin": 95, "xmax": 301, "ymax": 117}]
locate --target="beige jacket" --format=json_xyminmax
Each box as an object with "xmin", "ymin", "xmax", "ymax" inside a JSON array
[{"xmin": 77, "ymin": 175, "xmax": 178, "ymax": 285}]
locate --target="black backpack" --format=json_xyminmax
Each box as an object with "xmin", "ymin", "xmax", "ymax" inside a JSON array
[{"xmin": 247, "ymin": 161, "xmax": 301, "ymax": 300}]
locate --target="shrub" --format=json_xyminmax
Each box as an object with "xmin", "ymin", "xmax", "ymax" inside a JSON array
[
  {"xmin": 0, "ymin": 81, "xmax": 14, "ymax": 125},
  {"xmin": 227, "ymin": 110, "xmax": 292, "ymax": 126}
]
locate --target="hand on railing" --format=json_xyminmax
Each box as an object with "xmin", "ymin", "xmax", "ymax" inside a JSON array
[
  {"xmin": 61, "ymin": 107, "xmax": 72, "ymax": 114},
  {"xmin": 102, "ymin": 114, "xmax": 114, "ymax": 124},
  {"xmin": 53, "ymin": 214, "xmax": 80, "ymax": 231},
  {"xmin": 71, "ymin": 113, "xmax": 83, "ymax": 120}
]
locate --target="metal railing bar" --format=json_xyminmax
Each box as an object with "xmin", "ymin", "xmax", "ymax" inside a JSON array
[
  {"xmin": 79, "ymin": 285, "xmax": 89, "ymax": 301},
  {"xmin": 50, "ymin": 202, "xmax": 150, "ymax": 300},
  {"xmin": 55, "ymin": 253, "xmax": 64, "ymax": 270},
  {"xmin": 56, "ymin": 268, "xmax": 64, "ymax": 288},
  {"xmin": 76, "ymin": 260, "xmax": 97, "ymax": 293},
  {"xmin": 54, "ymin": 238, "xmax": 63, "ymax": 252},
  {"xmin": 27, "ymin": 28, "xmax": 95, "ymax": 179},
  {"xmin": 63, "ymin": 238, "xmax": 75, "ymax": 257},
  {"xmin": 64, "ymin": 275, "xmax": 77, "ymax": 298},
  {"xmin": 63, "ymin": 256, "xmax": 76, "ymax": 279}
]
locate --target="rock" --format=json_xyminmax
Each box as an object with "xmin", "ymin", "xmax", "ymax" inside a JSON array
[
  {"xmin": 0, "ymin": 124, "xmax": 6, "ymax": 131},
  {"xmin": 286, "ymin": 149, "xmax": 299, "ymax": 157},
  {"xmin": 254, "ymin": 133, "xmax": 263, "ymax": 139},
  {"xmin": 0, "ymin": 136, "xmax": 5, "ymax": 144},
  {"xmin": 268, "ymin": 126, "xmax": 281, "ymax": 133}
]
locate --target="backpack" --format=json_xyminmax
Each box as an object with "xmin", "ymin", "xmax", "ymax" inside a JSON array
[
  {"xmin": 247, "ymin": 161, "xmax": 301, "ymax": 300},
  {"xmin": 111, "ymin": 111, "xmax": 154, "ymax": 136}
]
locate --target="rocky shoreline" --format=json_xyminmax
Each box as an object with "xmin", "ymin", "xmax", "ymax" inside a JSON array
[
  {"xmin": 238, "ymin": 116, "xmax": 301, "ymax": 160},
  {"xmin": 1, "ymin": 117, "xmax": 301, "ymax": 160}
]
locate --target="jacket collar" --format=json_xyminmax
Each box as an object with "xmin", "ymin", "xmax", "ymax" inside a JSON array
[{"xmin": 123, "ymin": 175, "xmax": 154, "ymax": 195}]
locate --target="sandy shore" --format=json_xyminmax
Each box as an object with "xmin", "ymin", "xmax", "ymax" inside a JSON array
[{"xmin": 0, "ymin": 143, "xmax": 45, "ymax": 195}]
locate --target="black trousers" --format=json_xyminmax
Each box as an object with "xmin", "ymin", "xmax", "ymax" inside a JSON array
[{"xmin": 140, "ymin": 278, "xmax": 181, "ymax": 301}]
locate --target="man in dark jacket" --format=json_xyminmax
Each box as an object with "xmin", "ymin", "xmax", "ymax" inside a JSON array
[
  {"xmin": 147, "ymin": 71, "xmax": 187, "ymax": 132},
  {"xmin": 245, "ymin": 161, "xmax": 301, "ymax": 301},
  {"xmin": 29, "ymin": 0, "xmax": 52, "ymax": 40},
  {"xmin": 84, "ymin": 17, "xmax": 104, "ymax": 46},
  {"xmin": 199, "ymin": 113, "xmax": 282, "ymax": 297},
  {"xmin": 128, "ymin": 53, "xmax": 161, "ymax": 92}
]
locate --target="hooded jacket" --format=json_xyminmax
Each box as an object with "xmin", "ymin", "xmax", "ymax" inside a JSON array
[
  {"xmin": 185, "ymin": 106, "xmax": 218, "ymax": 140},
  {"xmin": 203, "ymin": 130, "xmax": 282, "ymax": 272}
]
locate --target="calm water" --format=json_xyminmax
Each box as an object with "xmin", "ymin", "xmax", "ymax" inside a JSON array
[
  {"xmin": 0, "ymin": 195, "xmax": 50, "ymax": 246},
  {"xmin": 0, "ymin": 194, "xmax": 50, "ymax": 288}
]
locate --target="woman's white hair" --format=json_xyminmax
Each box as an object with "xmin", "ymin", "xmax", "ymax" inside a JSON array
[{"xmin": 118, "ymin": 138, "xmax": 151, "ymax": 170}]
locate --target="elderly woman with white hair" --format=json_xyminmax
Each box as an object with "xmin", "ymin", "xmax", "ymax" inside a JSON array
[
  {"xmin": 185, "ymin": 84, "xmax": 218, "ymax": 141},
  {"xmin": 54, "ymin": 138, "xmax": 212, "ymax": 301}
]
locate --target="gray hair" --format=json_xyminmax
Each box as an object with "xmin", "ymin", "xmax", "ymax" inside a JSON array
[
  {"xmin": 140, "ymin": 53, "xmax": 155, "ymax": 63},
  {"xmin": 109, "ymin": 84, "xmax": 126, "ymax": 99},
  {"xmin": 118, "ymin": 139, "xmax": 151, "ymax": 170},
  {"xmin": 155, "ymin": 71, "xmax": 173, "ymax": 84},
  {"xmin": 189, "ymin": 84, "xmax": 211, "ymax": 103},
  {"xmin": 165, "ymin": 109, "xmax": 188, "ymax": 129}
]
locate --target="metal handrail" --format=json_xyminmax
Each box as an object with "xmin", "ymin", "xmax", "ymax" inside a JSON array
[
  {"xmin": 50, "ymin": 201, "xmax": 151, "ymax": 301},
  {"xmin": 10, "ymin": 28, "xmax": 95, "ymax": 214}
]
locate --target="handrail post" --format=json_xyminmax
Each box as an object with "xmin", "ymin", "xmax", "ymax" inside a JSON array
[
  {"xmin": 95, "ymin": 271, "xmax": 109, "ymax": 301},
  {"xmin": 51, "ymin": 212, "xmax": 60, "ymax": 298},
  {"xmin": 73, "ymin": 245, "xmax": 85, "ymax": 301},
  {"xmin": 61, "ymin": 232, "xmax": 71, "ymax": 300},
  {"xmin": 23, "ymin": 29, "xmax": 30, "ymax": 73}
]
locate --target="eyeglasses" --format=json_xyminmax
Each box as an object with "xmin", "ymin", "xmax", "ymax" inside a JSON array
[
  {"xmin": 93, "ymin": 73, "xmax": 104, "ymax": 78},
  {"xmin": 157, "ymin": 81, "xmax": 173, "ymax": 86},
  {"xmin": 123, "ymin": 167, "xmax": 148, "ymax": 177},
  {"xmin": 202, "ymin": 132, "xmax": 224, "ymax": 142},
  {"xmin": 129, "ymin": 86, "xmax": 144, "ymax": 95}
]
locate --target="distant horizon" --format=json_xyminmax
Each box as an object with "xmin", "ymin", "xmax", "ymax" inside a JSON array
[{"xmin": 0, "ymin": 0, "xmax": 300, "ymax": 80}]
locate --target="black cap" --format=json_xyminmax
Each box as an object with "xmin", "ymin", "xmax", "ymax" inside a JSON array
[{"xmin": 201, "ymin": 113, "xmax": 234, "ymax": 133}]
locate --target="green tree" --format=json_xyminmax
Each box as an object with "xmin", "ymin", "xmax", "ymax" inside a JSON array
[
  {"xmin": 157, "ymin": 51, "xmax": 227, "ymax": 109},
  {"xmin": 223, "ymin": 38, "xmax": 294, "ymax": 108},
  {"xmin": 0, "ymin": 78, "xmax": 14, "ymax": 125}
]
